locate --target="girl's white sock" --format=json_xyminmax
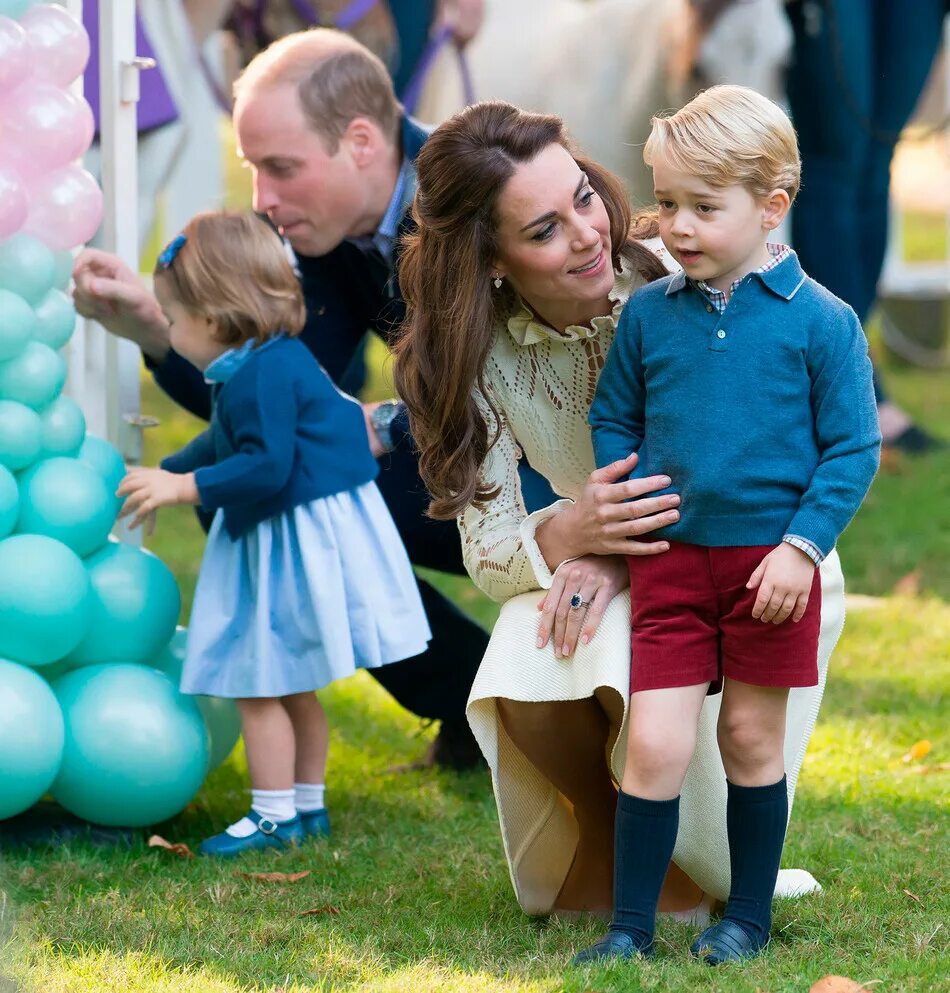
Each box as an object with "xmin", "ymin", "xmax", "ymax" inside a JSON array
[
  {"xmin": 294, "ymin": 782, "xmax": 326, "ymax": 813},
  {"xmin": 225, "ymin": 788, "xmax": 296, "ymax": 838}
]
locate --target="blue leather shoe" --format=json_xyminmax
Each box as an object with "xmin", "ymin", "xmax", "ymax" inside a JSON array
[
  {"xmin": 572, "ymin": 930, "xmax": 655, "ymax": 965},
  {"xmin": 198, "ymin": 810, "xmax": 304, "ymax": 858},
  {"xmin": 299, "ymin": 807, "xmax": 331, "ymax": 838},
  {"xmin": 690, "ymin": 919, "xmax": 768, "ymax": 965}
]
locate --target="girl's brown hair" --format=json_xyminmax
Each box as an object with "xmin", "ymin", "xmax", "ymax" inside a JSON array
[
  {"xmin": 155, "ymin": 210, "xmax": 305, "ymax": 345},
  {"xmin": 393, "ymin": 101, "xmax": 666, "ymax": 521}
]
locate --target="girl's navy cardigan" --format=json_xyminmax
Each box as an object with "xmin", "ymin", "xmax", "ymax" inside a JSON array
[{"xmin": 160, "ymin": 336, "xmax": 378, "ymax": 539}]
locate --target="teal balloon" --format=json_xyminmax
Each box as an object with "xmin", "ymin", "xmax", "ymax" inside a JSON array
[
  {"xmin": 68, "ymin": 540, "xmax": 181, "ymax": 666},
  {"xmin": 0, "ymin": 1, "xmax": 39, "ymax": 18},
  {"xmin": 39, "ymin": 394, "xmax": 85, "ymax": 457},
  {"xmin": 155, "ymin": 629, "xmax": 242, "ymax": 772},
  {"xmin": 0, "ymin": 234, "xmax": 55, "ymax": 305},
  {"xmin": 32, "ymin": 288, "xmax": 76, "ymax": 350},
  {"xmin": 51, "ymin": 250, "xmax": 73, "ymax": 291},
  {"xmin": 76, "ymin": 435, "xmax": 125, "ymax": 507},
  {"xmin": 17, "ymin": 456, "xmax": 114, "ymax": 557},
  {"xmin": 0, "ymin": 340, "xmax": 65, "ymax": 409},
  {"xmin": 0, "ymin": 288, "xmax": 35, "ymax": 361},
  {"xmin": 35, "ymin": 656, "xmax": 72, "ymax": 682},
  {"xmin": 0, "ymin": 463, "xmax": 17, "ymax": 537},
  {"xmin": 0, "ymin": 658, "xmax": 65, "ymax": 819},
  {"xmin": 51, "ymin": 664, "xmax": 209, "ymax": 827},
  {"xmin": 0, "ymin": 399, "xmax": 42, "ymax": 471},
  {"xmin": 0, "ymin": 533, "xmax": 91, "ymax": 665}
]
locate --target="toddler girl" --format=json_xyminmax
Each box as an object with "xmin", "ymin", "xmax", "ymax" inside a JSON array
[{"xmin": 118, "ymin": 210, "xmax": 431, "ymax": 856}]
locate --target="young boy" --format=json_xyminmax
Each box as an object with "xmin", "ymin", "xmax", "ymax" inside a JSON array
[{"xmin": 577, "ymin": 85, "xmax": 881, "ymax": 966}]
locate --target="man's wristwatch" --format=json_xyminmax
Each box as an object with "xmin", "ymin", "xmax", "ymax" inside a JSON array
[{"xmin": 369, "ymin": 399, "xmax": 402, "ymax": 454}]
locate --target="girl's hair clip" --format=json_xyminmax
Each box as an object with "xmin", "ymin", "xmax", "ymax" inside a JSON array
[{"xmin": 157, "ymin": 232, "xmax": 187, "ymax": 270}]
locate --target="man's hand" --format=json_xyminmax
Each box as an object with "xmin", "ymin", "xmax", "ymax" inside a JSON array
[
  {"xmin": 437, "ymin": 0, "xmax": 485, "ymax": 46},
  {"xmin": 72, "ymin": 249, "xmax": 171, "ymax": 362},
  {"xmin": 746, "ymin": 543, "xmax": 816, "ymax": 624},
  {"xmin": 362, "ymin": 401, "xmax": 387, "ymax": 458},
  {"xmin": 117, "ymin": 468, "xmax": 199, "ymax": 534}
]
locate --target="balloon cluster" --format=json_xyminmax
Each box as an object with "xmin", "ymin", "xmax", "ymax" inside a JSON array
[{"xmin": 0, "ymin": 3, "xmax": 241, "ymax": 830}]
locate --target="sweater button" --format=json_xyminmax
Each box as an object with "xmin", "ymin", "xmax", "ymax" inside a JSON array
[
  {"xmin": 717, "ymin": 329, "xmax": 726, "ymax": 339},
  {"xmin": 706, "ymin": 304, "xmax": 714, "ymax": 313}
]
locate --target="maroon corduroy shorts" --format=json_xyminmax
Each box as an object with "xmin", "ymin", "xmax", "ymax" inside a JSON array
[{"xmin": 627, "ymin": 542, "xmax": 821, "ymax": 695}]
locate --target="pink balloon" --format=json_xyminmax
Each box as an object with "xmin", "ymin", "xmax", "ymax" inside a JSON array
[
  {"xmin": 0, "ymin": 16, "xmax": 30, "ymax": 93},
  {"xmin": 0, "ymin": 164, "xmax": 27, "ymax": 239},
  {"xmin": 22, "ymin": 164, "xmax": 103, "ymax": 251},
  {"xmin": 0, "ymin": 83, "xmax": 94, "ymax": 173},
  {"xmin": 20, "ymin": 4, "xmax": 89, "ymax": 88}
]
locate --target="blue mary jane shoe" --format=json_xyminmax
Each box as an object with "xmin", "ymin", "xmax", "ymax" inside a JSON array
[
  {"xmin": 299, "ymin": 807, "xmax": 331, "ymax": 839},
  {"xmin": 198, "ymin": 810, "xmax": 305, "ymax": 858},
  {"xmin": 690, "ymin": 919, "xmax": 769, "ymax": 965},
  {"xmin": 572, "ymin": 930, "xmax": 655, "ymax": 965}
]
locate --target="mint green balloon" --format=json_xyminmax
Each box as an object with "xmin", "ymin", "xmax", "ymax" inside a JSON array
[
  {"xmin": 17, "ymin": 456, "xmax": 114, "ymax": 557},
  {"xmin": 76, "ymin": 435, "xmax": 125, "ymax": 507},
  {"xmin": 155, "ymin": 629, "xmax": 242, "ymax": 772},
  {"xmin": 35, "ymin": 656, "xmax": 72, "ymax": 682},
  {"xmin": 0, "ymin": 234, "xmax": 55, "ymax": 305},
  {"xmin": 0, "ymin": 341, "xmax": 65, "ymax": 409},
  {"xmin": 32, "ymin": 288, "xmax": 76, "ymax": 350},
  {"xmin": 0, "ymin": 533, "xmax": 91, "ymax": 665},
  {"xmin": 68, "ymin": 540, "xmax": 181, "ymax": 667},
  {"xmin": 0, "ymin": 658, "xmax": 65, "ymax": 819},
  {"xmin": 0, "ymin": 399, "xmax": 42, "ymax": 470},
  {"xmin": 0, "ymin": 288, "xmax": 35, "ymax": 361},
  {"xmin": 0, "ymin": 463, "xmax": 17, "ymax": 537},
  {"xmin": 51, "ymin": 664, "xmax": 208, "ymax": 827},
  {"xmin": 52, "ymin": 251, "xmax": 73, "ymax": 291},
  {"xmin": 0, "ymin": 1, "xmax": 39, "ymax": 18},
  {"xmin": 39, "ymin": 394, "xmax": 85, "ymax": 457}
]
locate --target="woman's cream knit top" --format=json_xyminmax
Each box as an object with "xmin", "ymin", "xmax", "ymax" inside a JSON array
[{"xmin": 459, "ymin": 262, "xmax": 650, "ymax": 603}]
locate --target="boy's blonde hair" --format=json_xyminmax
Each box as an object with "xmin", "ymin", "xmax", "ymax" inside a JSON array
[
  {"xmin": 155, "ymin": 211, "xmax": 305, "ymax": 347},
  {"xmin": 644, "ymin": 84, "xmax": 800, "ymax": 202},
  {"xmin": 233, "ymin": 28, "xmax": 401, "ymax": 152}
]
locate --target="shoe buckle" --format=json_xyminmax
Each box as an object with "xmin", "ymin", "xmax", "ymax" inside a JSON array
[{"xmin": 257, "ymin": 817, "xmax": 278, "ymax": 835}]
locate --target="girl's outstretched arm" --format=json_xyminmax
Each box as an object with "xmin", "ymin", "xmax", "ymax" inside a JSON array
[{"xmin": 117, "ymin": 468, "xmax": 199, "ymax": 535}]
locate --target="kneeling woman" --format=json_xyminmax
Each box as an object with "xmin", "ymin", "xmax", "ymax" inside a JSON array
[{"xmin": 394, "ymin": 101, "xmax": 844, "ymax": 916}]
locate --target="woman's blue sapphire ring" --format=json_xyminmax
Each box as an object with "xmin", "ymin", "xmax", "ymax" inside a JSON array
[{"xmin": 569, "ymin": 592, "xmax": 590, "ymax": 610}]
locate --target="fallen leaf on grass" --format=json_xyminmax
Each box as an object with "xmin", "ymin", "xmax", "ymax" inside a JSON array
[
  {"xmin": 903, "ymin": 889, "xmax": 922, "ymax": 903},
  {"xmin": 235, "ymin": 870, "xmax": 311, "ymax": 883},
  {"xmin": 892, "ymin": 569, "xmax": 921, "ymax": 596},
  {"xmin": 147, "ymin": 835, "xmax": 195, "ymax": 858},
  {"xmin": 298, "ymin": 905, "xmax": 340, "ymax": 917},
  {"xmin": 809, "ymin": 977, "xmax": 868, "ymax": 993},
  {"xmin": 907, "ymin": 762, "xmax": 950, "ymax": 774},
  {"xmin": 902, "ymin": 739, "xmax": 932, "ymax": 763}
]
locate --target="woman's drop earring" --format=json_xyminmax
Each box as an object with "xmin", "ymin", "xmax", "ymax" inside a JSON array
[{"xmin": 493, "ymin": 275, "xmax": 503, "ymax": 289}]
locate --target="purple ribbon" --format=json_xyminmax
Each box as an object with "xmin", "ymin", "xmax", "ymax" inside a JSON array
[{"xmin": 400, "ymin": 24, "xmax": 476, "ymax": 116}]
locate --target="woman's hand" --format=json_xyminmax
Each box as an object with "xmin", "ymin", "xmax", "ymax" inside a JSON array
[
  {"xmin": 72, "ymin": 249, "xmax": 171, "ymax": 363},
  {"xmin": 437, "ymin": 0, "xmax": 485, "ymax": 46},
  {"xmin": 117, "ymin": 468, "xmax": 199, "ymax": 534},
  {"xmin": 537, "ymin": 554, "xmax": 629, "ymax": 659},
  {"xmin": 536, "ymin": 453, "xmax": 681, "ymax": 567}
]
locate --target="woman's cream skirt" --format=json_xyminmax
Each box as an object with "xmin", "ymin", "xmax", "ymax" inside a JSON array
[{"xmin": 466, "ymin": 550, "xmax": 845, "ymax": 915}]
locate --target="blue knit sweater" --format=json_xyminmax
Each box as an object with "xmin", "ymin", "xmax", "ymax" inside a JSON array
[
  {"xmin": 589, "ymin": 251, "xmax": 881, "ymax": 557},
  {"xmin": 161, "ymin": 336, "xmax": 378, "ymax": 539}
]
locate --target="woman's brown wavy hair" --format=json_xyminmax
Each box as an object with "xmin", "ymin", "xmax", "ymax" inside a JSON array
[{"xmin": 393, "ymin": 101, "xmax": 666, "ymax": 521}]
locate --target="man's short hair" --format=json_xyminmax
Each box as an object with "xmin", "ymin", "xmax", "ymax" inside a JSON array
[
  {"xmin": 644, "ymin": 84, "xmax": 801, "ymax": 202},
  {"xmin": 233, "ymin": 27, "xmax": 402, "ymax": 151}
]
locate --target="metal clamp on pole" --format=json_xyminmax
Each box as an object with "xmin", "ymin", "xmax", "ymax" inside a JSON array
[{"xmin": 120, "ymin": 55, "xmax": 157, "ymax": 105}]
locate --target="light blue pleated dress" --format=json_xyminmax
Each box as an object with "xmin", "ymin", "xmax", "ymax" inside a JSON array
[{"xmin": 179, "ymin": 348, "xmax": 431, "ymax": 699}]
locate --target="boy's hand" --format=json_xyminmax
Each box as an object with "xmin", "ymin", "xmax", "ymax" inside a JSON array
[
  {"xmin": 746, "ymin": 543, "xmax": 816, "ymax": 624},
  {"xmin": 117, "ymin": 469, "xmax": 199, "ymax": 533}
]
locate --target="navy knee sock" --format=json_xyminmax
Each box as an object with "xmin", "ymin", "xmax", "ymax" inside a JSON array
[
  {"xmin": 723, "ymin": 776, "xmax": 788, "ymax": 946},
  {"xmin": 610, "ymin": 790, "xmax": 680, "ymax": 948}
]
